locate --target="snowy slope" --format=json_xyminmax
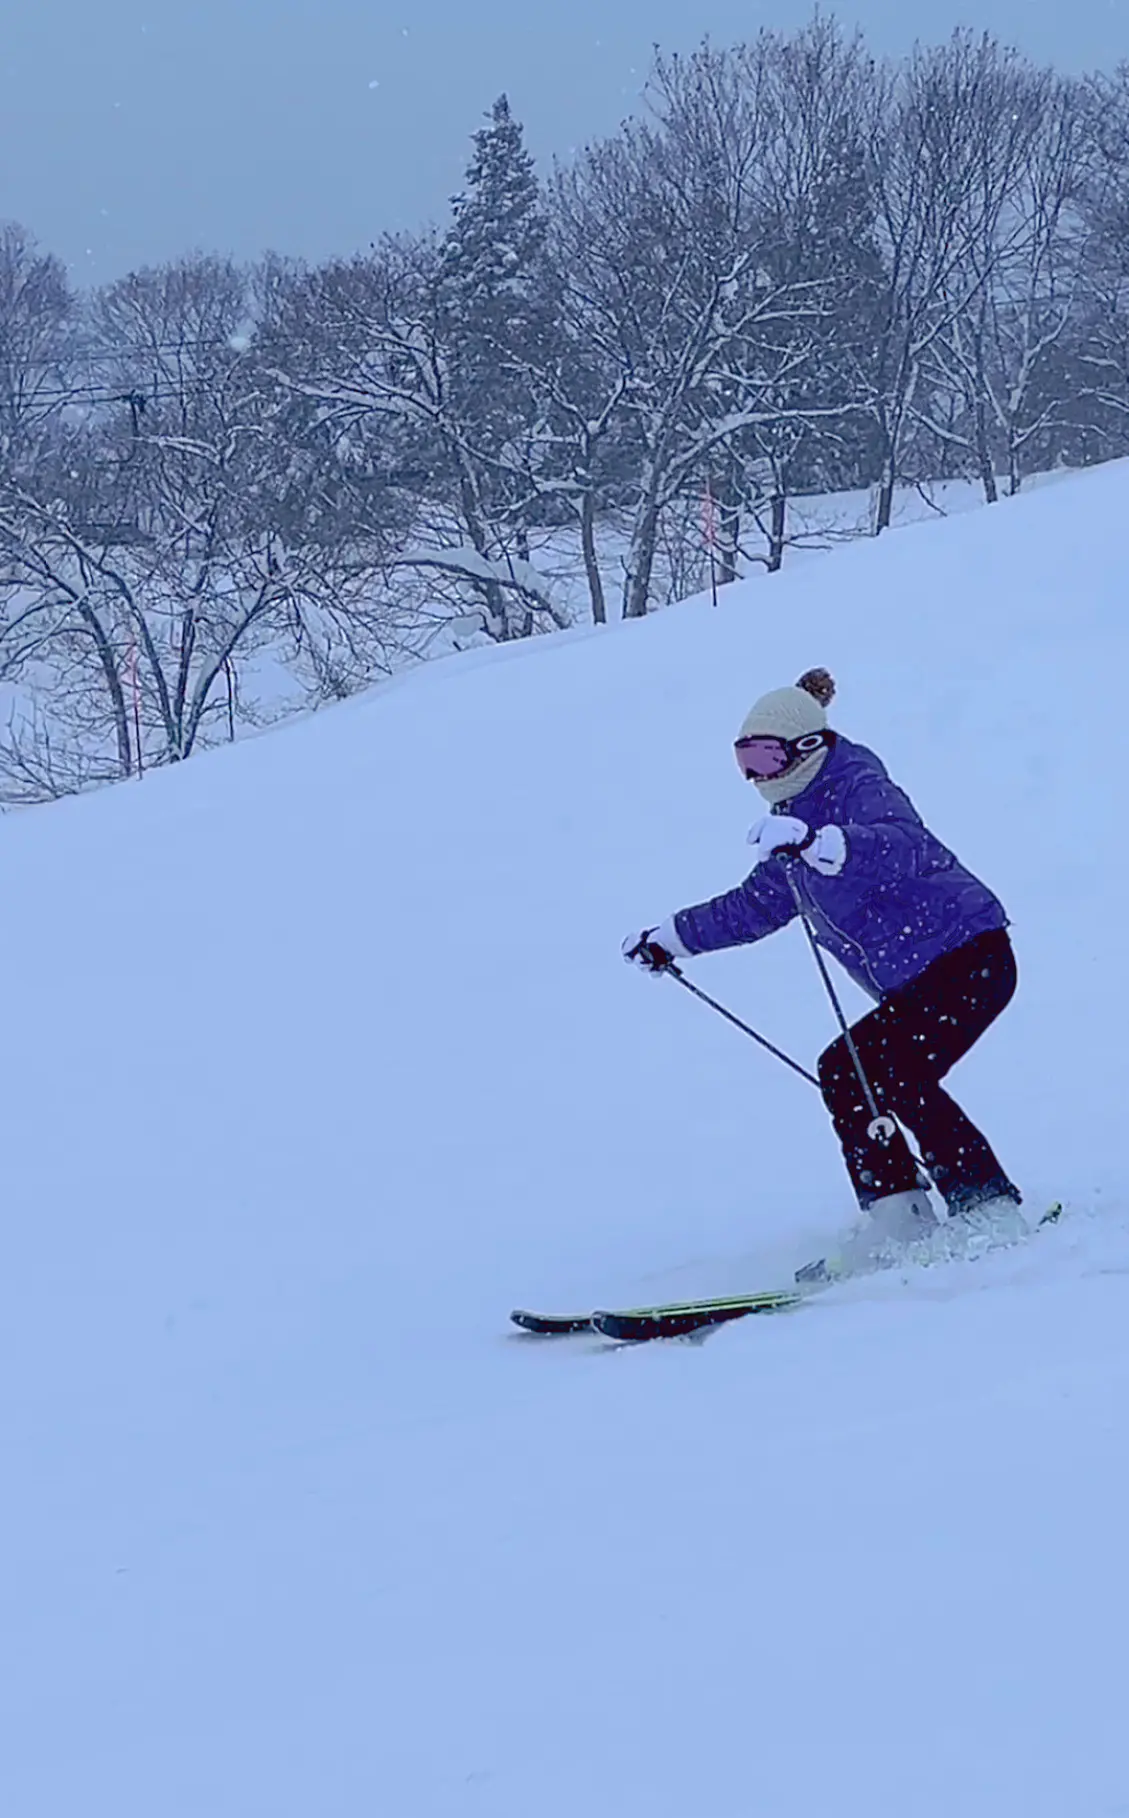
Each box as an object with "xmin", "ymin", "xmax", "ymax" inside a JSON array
[{"xmin": 3, "ymin": 462, "xmax": 1129, "ymax": 1818}]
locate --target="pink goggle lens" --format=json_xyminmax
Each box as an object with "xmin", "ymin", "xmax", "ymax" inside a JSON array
[{"xmin": 734, "ymin": 736, "xmax": 791, "ymax": 779}]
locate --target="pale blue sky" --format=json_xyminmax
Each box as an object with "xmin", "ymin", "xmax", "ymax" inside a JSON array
[{"xmin": 4, "ymin": 1, "xmax": 1126, "ymax": 284}]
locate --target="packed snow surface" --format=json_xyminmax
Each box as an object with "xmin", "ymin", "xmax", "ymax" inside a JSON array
[{"xmin": 3, "ymin": 463, "xmax": 1129, "ymax": 1816}]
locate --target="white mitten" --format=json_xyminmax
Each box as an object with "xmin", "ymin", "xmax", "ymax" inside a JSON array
[
  {"xmin": 802, "ymin": 825, "xmax": 847, "ymax": 877},
  {"xmin": 747, "ymin": 815, "xmax": 809, "ymax": 867},
  {"xmin": 621, "ymin": 916, "xmax": 690, "ymax": 972}
]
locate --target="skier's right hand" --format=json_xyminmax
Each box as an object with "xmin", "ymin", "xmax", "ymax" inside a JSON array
[
  {"xmin": 623, "ymin": 930, "xmax": 675, "ymax": 973},
  {"xmin": 622, "ymin": 917, "xmax": 687, "ymax": 974}
]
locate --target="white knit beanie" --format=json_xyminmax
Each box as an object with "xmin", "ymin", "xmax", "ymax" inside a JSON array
[{"xmin": 737, "ymin": 667, "xmax": 836, "ymax": 804}]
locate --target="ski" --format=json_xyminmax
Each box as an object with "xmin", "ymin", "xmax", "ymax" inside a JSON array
[
  {"xmin": 510, "ymin": 1288, "xmax": 803, "ymax": 1343},
  {"xmin": 510, "ymin": 1309, "xmax": 595, "ymax": 1336},
  {"xmin": 592, "ymin": 1288, "xmax": 803, "ymax": 1342},
  {"xmin": 511, "ymin": 1205, "xmax": 1065, "ymax": 1345}
]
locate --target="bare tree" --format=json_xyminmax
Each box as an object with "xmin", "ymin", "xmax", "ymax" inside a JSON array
[
  {"xmin": 266, "ymin": 238, "xmax": 569, "ymax": 643},
  {"xmin": 858, "ymin": 34, "xmax": 1047, "ymax": 529},
  {"xmin": 0, "ymin": 254, "xmax": 389, "ymax": 798},
  {"xmin": 1064, "ymin": 67, "xmax": 1129, "ymax": 453},
  {"xmin": 913, "ymin": 65, "xmax": 1093, "ymax": 500},
  {"xmin": 717, "ymin": 21, "xmax": 880, "ymax": 571},
  {"xmin": 554, "ymin": 43, "xmax": 829, "ymax": 618},
  {"xmin": 0, "ymin": 224, "xmax": 79, "ymax": 467}
]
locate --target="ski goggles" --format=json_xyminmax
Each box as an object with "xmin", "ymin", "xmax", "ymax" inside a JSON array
[{"xmin": 734, "ymin": 729, "xmax": 830, "ymax": 780}]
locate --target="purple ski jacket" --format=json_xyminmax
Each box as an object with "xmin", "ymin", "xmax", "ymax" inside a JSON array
[{"xmin": 673, "ymin": 735, "xmax": 1007, "ymax": 998}]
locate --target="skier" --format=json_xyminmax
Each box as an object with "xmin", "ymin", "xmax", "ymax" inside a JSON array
[{"xmin": 623, "ymin": 667, "xmax": 1022, "ymax": 1271}]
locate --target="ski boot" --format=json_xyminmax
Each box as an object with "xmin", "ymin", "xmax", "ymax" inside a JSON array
[{"xmin": 796, "ymin": 1188, "xmax": 939, "ymax": 1285}]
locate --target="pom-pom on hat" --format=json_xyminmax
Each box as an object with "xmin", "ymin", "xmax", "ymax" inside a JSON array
[{"xmin": 736, "ymin": 668, "xmax": 836, "ymax": 804}]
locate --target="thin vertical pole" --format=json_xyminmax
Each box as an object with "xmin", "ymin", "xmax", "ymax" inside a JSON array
[
  {"xmin": 703, "ymin": 474, "xmax": 718, "ymax": 608},
  {"xmin": 130, "ymin": 634, "xmax": 143, "ymax": 779}
]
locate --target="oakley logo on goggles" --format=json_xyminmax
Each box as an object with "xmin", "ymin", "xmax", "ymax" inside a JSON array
[{"xmin": 734, "ymin": 729, "xmax": 830, "ymax": 780}]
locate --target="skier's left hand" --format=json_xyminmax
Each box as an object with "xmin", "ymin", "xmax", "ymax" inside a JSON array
[
  {"xmin": 747, "ymin": 814, "xmax": 812, "ymax": 865},
  {"xmin": 748, "ymin": 815, "xmax": 847, "ymax": 876}
]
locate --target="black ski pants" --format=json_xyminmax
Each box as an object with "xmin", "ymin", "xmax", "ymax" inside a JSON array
[{"xmin": 817, "ymin": 928, "xmax": 1018, "ymax": 1212}]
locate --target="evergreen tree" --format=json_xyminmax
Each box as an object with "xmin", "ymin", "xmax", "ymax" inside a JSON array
[
  {"xmin": 422, "ymin": 96, "xmax": 561, "ymax": 635},
  {"xmin": 440, "ymin": 95, "xmax": 551, "ymax": 401}
]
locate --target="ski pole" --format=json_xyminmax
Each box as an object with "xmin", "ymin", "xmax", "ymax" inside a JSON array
[
  {"xmin": 663, "ymin": 878, "xmax": 937, "ymax": 1192},
  {"xmin": 781, "ymin": 865, "xmax": 896, "ymax": 1145},
  {"xmin": 780, "ymin": 869, "xmax": 940, "ymax": 1193},
  {"xmin": 665, "ymin": 963, "xmax": 820, "ymax": 1087}
]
